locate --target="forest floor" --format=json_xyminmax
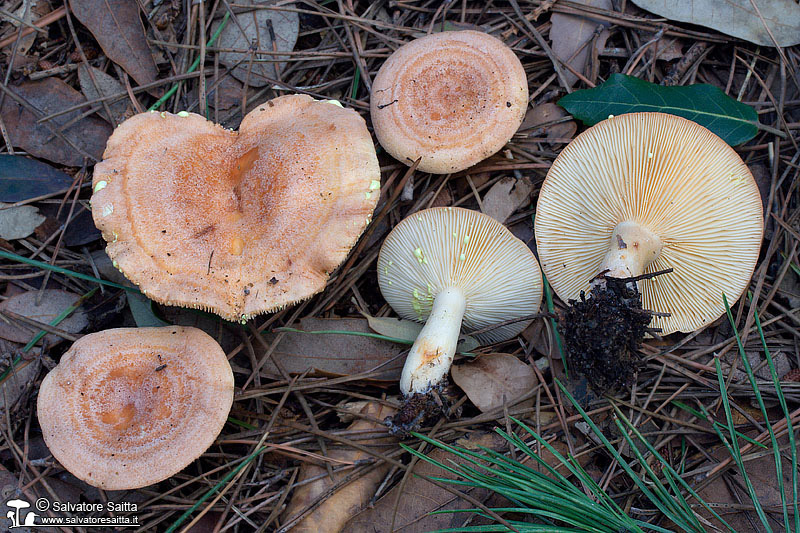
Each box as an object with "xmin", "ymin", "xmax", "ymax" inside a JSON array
[{"xmin": 0, "ymin": 0, "xmax": 799, "ymax": 532}]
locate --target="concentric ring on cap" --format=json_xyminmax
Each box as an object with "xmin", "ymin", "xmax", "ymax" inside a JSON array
[{"xmin": 371, "ymin": 31, "xmax": 528, "ymax": 174}]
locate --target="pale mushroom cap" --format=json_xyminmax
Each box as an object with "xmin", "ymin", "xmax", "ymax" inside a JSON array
[
  {"xmin": 378, "ymin": 207, "xmax": 543, "ymax": 343},
  {"xmin": 535, "ymin": 112, "xmax": 764, "ymax": 335},
  {"xmin": 370, "ymin": 30, "xmax": 528, "ymax": 174},
  {"xmin": 92, "ymin": 95, "xmax": 380, "ymax": 321},
  {"xmin": 37, "ymin": 327, "xmax": 234, "ymax": 490}
]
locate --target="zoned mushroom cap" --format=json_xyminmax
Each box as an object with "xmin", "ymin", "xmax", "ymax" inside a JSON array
[
  {"xmin": 37, "ymin": 327, "xmax": 234, "ymax": 490},
  {"xmin": 370, "ymin": 31, "xmax": 528, "ymax": 174},
  {"xmin": 535, "ymin": 112, "xmax": 764, "ymax": 335},
  {"xmin": 92, "ymin": 95, "xmax": 380, "ymax": 322},
  {"xmin": 378, "ymin": 207, "xmax": 543, "ymax": 343}
]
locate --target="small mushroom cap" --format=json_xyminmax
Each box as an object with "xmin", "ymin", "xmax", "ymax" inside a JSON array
[
  {"xmin": 370, "ymin": 31, "xmax": 528, "ymax": 174},
  {"xmin": 378, "ymin": 207, "xmax": 543, "ymax": 343},
  {"xmin": 37, "ymin": 327, "xmax": 234, "ymax": 490},
  {"xmin": 535, "ymin": 112, "xmax": 764, "ymax": 335},
  {"xmin": 92, "ymin": 95, "xmax": 379, "ymax": 321}
]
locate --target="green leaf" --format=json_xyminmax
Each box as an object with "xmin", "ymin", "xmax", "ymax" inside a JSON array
[
  {"xmin": 558, "ymin": 74, "xmax": 759, "ymax": 146},
  {"xmin": 361, "ymin": 311, "xmax": 480, "ymax": 353},
  {"xmin": 128, "ymin": 293, "xmax": 169, "ymax": 328}
]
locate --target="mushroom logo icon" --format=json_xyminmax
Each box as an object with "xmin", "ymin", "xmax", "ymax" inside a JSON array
[{"xmin": 5, "ymin": 498, "xmax": 38, "ymax": 528}]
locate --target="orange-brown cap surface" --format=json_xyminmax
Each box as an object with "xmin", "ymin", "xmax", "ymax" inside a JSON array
[
  {"xmin": 370, "ymin": 31, "xmax": 528, "ymax": 174},
  {"xmin": 37, "ymin": 327, "xmax": 234, "ymax": 490},
  {"xmin": 92, "ymin": 95, "xmax": 380, "ymax": 321},
  {"xmin": 535, "ymin": 112, "xmax": 764, "ymax": 335}
]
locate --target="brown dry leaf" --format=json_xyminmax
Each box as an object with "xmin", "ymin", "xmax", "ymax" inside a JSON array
[
  {"xmin": 346, "ymin": 431, "xmax": 507, "ymax": 533},
  {"xmin": 0, "ymin": 359, "xmax": 39, "ymax": 411},
  {"xmin": 77, "ymin": 65, "xmax": 133, "ymax": 126},
  {"xmin": 262, "ymin": 318, "xmax": 404, "ymax": 380},
  {"xmin": 0, "ymin": 203, "xmax": 45, "ymax": 240},
  {"xmin": 480, "ymin": 176, "xmax": 534, "ymax": 224},
  {"xmin": 521, "ymin": 102, "xmax": 577, "ymax": 142},
  {"xmin": 3, "ymin": 1, "xmax": 36, "ymax": 54},
  {"xmin": 0, "ymin": 79, "xmax": 112, "ymax": 166},
  {"xmin": 281, "ymin": 401, "xmax": 397, "ymax": 533},
  {"xmin": 646, "ymin": 37, "xmax": 683, "ymax": 62},
  {"xmin": 451, "ymin": 353, "xmax": 538, "ymax": 412},
  {"xmin": 69, "ymin": 0, "xmax": 157, "ymax": 88},
  {"xmin": 0, "ymin": 289, "xmax": 88, "ymax": 346},
  {"xmin": 549, "ymin": 0, "xmax": 611, "ymax": 88},
  {"xmin": 695, "ymin": 437, "xmax": 796, "ymax": 531},
  {"xmin": 631, "ymin": 0, "xmax": 800, "ymax": 47},
  {"xmin": 214, "ymin": 1, "xmax": 299, "ymax": 87}
]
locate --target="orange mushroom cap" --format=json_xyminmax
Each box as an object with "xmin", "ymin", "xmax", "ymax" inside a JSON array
[
  {"xmin": 92, "ymin": 95, "xmax": 380, "ymax": 321},
  {"xmin": 37, "ymin": 327, "xmax": 234, "ymax": 490},
  {"xmin": 370, "ymin": 30, "xmax": 528, "ymax": 174}
]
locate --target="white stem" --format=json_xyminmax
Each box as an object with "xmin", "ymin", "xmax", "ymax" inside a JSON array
[
  {"xmin": 594, "ymin": 221, "xmax": 662, "ymax": 288},
  {"xmin": 400, "ymin": 287, "xmax": 466, "ymax": 396}
]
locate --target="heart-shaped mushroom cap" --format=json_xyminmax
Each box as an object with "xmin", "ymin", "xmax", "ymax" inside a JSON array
[
  {"xmin": 37, "ymin": 327, "xmax": 233, "ymax": 490},
  {"xmin": 92, "ymin": 95, "xmax": 380, "ymax": 321}
]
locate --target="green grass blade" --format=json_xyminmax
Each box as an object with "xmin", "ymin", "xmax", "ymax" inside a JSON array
[
  {"xmin": 748, "ymin": 295, "xmax": 798, "ymax": 531},
  {"xmin": 541, "ymin": 270, "xmax": 567, "ymax": 378},
  {"xmin": 0, "ymin": 286, "xmax": 99, "ymax": 382},
  {"xmin": 671, "ymin": 401, "xmax": 766, "ymax": 448},
  {"xmin": 0, "ymin": 249, "xmax": 139, "ymax": 293},
  {"xmin": 274, "ymin": 326, "xmax": 412, "ymax": 345},
  {"xmin": 713, "ymin": 352, "xmax": 773, "ymax": 532},
  {"xmin": 164, "ymin": 444, "xmax": 265, "ymax": 533},
  {"xmin": 148, "ymin": 13, "xmax": 230, "ymax": 111}
]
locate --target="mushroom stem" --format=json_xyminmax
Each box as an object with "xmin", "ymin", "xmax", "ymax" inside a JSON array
[
  {"xmin": 595, "ymin": 221, "xmax": 662, "ymax": 285},
  {"xmin": 400, "ymin": 287, "xmax": 466, "ymax": 396}
]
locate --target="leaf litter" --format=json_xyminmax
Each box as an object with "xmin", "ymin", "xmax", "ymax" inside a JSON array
[{"xmin": 0, "ymin": 0, "xmax": 797, "ymax": 531}]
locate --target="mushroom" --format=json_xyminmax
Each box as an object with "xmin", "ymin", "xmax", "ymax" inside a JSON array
[
  {"xmin": 370, "ymin": 30, "xmax": 528, "ymax": 174},
  {"xmin": 535, "ymin": 112, "xmax": 763, "ymax": 391},
  {"xmin": 378, "ymin": 207, "xmax": 543, "ymax": 431},
  {"xmin": 91, "ymin": 95, "xmax": 380, "ymax": 322},
  {"xmin": 37, "ymin": 326, "xmax": 234, "ymax": 490}
]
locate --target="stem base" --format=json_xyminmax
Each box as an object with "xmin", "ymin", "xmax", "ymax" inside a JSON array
[{"xmin": 562, "ymin": 279, "xmax": 652, "ymax": 393}]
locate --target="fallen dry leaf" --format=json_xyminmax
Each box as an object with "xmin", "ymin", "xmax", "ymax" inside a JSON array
[
  {"xmin": 521, "ymin": 102, "xmax": 577, "ymax": 142},
  {"xmin": 0, "ymin": 203, "xmax": 44, "ymax": 240},
  {"xmin": 0, "ymin": 359, "xmax": 39, "ymax": 411},
  {"xmin": 0, "ymin": 79, "xmax": 112, "ymax": 166},
  {"xmin": 480, "ymin": 176, "xmax": 534, "ymax": 224},
  {"xmin": 346, "ymin": 431, "xmax": 507, "ymax": 533},
  {"xmin": 262, "ymin": 318, "xmax": 404, "ymax": 380},
  {"xmin": 5, "ymin": 2, "xmax": 36, "ymax": 54},
  {"xmin": 69, "ymin": 0, "xmax": 157, "ymax": 88},
  {"xmin": 0, "ymin": 289, "xmax": 88, "ymax": 346},
  {"xmin": 549, "ymin": 0, "xmax": 612, "ymax": 87},
  {"xmin": 282, "ymin": 401, "xmax": 396, "ymax": 533},
  {"xmin": 631, "ymin": 0, "xmax": 800, "ymax": 47},
  {"xmin": 0, "ymin": 155, "xmax": 75, "ymax": 202},
  {"xmin": 451, "ymin": 353, "xmax": 538, "ymax": 412},
  {"xmin": 77, "ymin": 65, "xmax": 133, "ymax": 126},
  {"xmin": 695, "ymin": 437, "xmax": 797, "ymax": 531},
  {"xmin": 215, "ymin": 0, "xmax": 299, "ymax": 87}
]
